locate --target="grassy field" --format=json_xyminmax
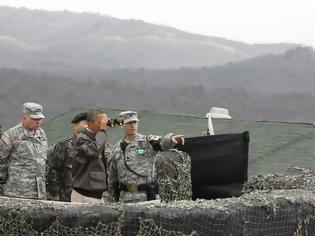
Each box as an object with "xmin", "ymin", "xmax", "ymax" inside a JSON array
[{"xmin": 44, "ymin": 106, "xmax": 315, "ymax": 176}]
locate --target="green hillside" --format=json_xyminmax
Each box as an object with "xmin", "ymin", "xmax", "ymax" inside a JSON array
[{"xmin": 44, "ymin": 107, "xmax": 315, "ymax": 176}]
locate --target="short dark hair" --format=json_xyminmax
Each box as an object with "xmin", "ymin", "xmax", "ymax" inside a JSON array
[{"xmin": 86, "ymin": 110, "xmax": 105, "ymax": 122}]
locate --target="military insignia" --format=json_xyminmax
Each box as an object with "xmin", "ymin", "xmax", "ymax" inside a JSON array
[
  {"xmin": 137, "ymin": 140, "xmax": 146, "ymax": 148},
  {"xmin": 146, "ymin": 135, "xmax": 161, "ymax": 141},
  {"xmin": 1, "ymin": 134, "xmax": 11, "ymax": 146},
  {"xmin": 137, "ymin": 149, "xmax": 145, "ymax": 155}
]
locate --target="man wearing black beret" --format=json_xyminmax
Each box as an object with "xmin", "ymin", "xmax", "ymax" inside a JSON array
[
  {"xmin": 71, "ymin": 112, "xmax": 88, "ymax": 124},
  {"xmin": 46, "ymin": 112, "xmax": 88, "ymax": 201}
]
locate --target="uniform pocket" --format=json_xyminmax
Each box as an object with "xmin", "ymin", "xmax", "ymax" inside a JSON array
[{"xmin": 36, "ymin": 176, "xmax": 47, "ymax": 199}]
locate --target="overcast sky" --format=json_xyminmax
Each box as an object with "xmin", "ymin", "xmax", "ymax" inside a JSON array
[{"xmin": 0, "ymin": 0, "xmax": 314, "ymax": 47}]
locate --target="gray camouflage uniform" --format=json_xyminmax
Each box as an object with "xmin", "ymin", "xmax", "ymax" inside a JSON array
[
  {"xmin": 108, "ymin": 133, "xmax": 175, "ymax": 203},
  {"xmin": 0, "ymin": 123, "xmax": 48, "ymax": 199}
]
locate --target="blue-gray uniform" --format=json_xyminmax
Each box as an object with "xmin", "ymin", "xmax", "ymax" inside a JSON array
[
  {"xmin": 0, "ymin": 123, "xmax": 48, "ymax": 199},
  {"xmin": 108, "ymin": 133, "xmax": 175, "ymax": 203}
]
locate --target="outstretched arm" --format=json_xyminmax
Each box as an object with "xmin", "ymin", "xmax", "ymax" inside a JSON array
[{"xmin": 148, "ymin": 133, "xmax": 185, "ymax": 151}]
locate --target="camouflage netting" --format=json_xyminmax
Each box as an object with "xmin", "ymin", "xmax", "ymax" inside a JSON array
[
  {"xmin": 155, "ymin": 149, "xmax": 192, "ymax": 202},
  {"xmin": 243, "ymin": 167, "xmax": 315, "ymax": 193},
  {"xmin": 2, "ymin": 161, "xmax": 315, "ymax": 235},
  {"xmin": 0, "ymin": 188, "xmax": 315, "ymax": 235}
]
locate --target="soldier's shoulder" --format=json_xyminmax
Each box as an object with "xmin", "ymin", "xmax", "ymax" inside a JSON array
[
  {"xmin": 56, "ymin": 136, "xmax": 73, "ymax": 145},
  {"xmin": 5, "ymin": 123, "xmax": 23, "ymax": 136},
  {"xmin": 2, "ymin": 123, "xmax": 23, "ymax": 143},
  {"xmin": 54, "ymin": 136, "xmax": 73, "ymax": 151}
]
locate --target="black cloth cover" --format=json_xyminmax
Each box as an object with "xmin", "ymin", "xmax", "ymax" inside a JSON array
[{"xmin": 176, "ymin": 132, "xmax": 249, "ymax": 199}]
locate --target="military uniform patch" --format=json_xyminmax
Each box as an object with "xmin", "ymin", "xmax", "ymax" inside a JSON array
[
  {"xmin": 146, "ymin": 135, "xmax": 161, "ymax": 141},
  {"xmin": 137, "ymin": 149, "xmax": 145, "ymax": 155},
  {"xmin": 1, "ymin": 134, "xmax": 11, "ymax": 146}
]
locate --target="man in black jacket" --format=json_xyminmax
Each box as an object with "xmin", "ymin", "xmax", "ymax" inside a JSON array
[{"xmin": 71, "ymin": 111, "xmax": 108, "ymax": 203}]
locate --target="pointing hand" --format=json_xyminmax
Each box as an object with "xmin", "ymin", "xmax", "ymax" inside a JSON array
[{"xmin": 171, "ymin": 135, "xmax": 185, "ymax": 145}]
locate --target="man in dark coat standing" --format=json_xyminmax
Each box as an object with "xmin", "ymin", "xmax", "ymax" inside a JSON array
[{"xmin": 71, "ymin": 110, "xmax": 109, "ymax": 203}]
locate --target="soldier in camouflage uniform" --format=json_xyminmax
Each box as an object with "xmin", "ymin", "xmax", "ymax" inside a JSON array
[
  {"xmin": 0, "ymin": 102, "xmax": 47, "ymax": 199},
  {"xmin": 108, "ymin": 111, "xmax": 185, "ymax": 203},
  {"xmin": 46, "ymin": 112, "xmax": 88, "ymax": 202}
]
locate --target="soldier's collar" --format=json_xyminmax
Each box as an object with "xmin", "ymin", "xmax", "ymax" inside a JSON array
[
  {"xmin": 21, "ymin": 123, "xmax": 40, "ymax": 137},
  {"xmin": 124, "ymin": 133, "xmax": 144, "ymax": 143}
]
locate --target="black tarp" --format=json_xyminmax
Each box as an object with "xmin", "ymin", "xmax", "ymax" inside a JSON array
[{"xmin": 176, "ymin": 132, "xmax": 249, "ymax": 199}]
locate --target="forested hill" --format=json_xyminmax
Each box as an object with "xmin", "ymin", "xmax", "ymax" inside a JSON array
[
  {"xmin": 0, "ymin": 6, "xmax": 297, "ymax": 75},
  {"xmin": 1, "ymin": 47, "xmax": 314, "ymax": 128}
]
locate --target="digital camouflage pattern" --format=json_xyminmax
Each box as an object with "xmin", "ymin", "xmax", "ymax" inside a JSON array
[
  {"xmin": 47, "ymin": 135, "xmax": 76, "ymax": 202},
  {"xmin": 108, "ymin": 133, "xmax": 175, "ymax": 203},
  {"xmin": 0, "ymin": 123, "xmax": 47, "ymax": 199},
  {"xmin": 47, "ymin": 135, "xmax": 113, "ymax": 202},
  {"xmin": 104, "ymin": 143, "xmax": 114, "ymax": 165},
  {"xmin": 103, "ymin": 143, "xmax": 114, "ymax": 202}
]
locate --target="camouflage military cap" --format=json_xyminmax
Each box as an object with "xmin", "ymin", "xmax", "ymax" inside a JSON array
[
  {"xmin": 71, "ymin": 112, "xmax": 88, "ymax": 124},
  {"xmin": 23, "ymin": 102, "xmax": 45, "ymax": 119},
  {"xmin": 119, "ymin": 111, "xmax": 139, "ymax": 124}
]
